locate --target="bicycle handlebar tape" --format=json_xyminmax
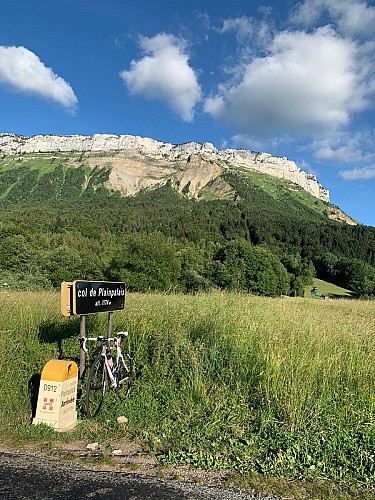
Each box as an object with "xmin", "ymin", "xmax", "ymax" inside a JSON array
[{"xmin": 33, "ymin": 360, "xmax": 78, "ymax": 432}]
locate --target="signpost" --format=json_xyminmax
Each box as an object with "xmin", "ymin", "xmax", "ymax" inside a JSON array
[
  {"xmin": 61, "ymin": 281, "xmax": 126, "ymax": 316},
  {"xmin": 33, "ymin": 281, "xmax": 126, "ymax": 431},
  {"xmin": 61, "ymin": 280, "xmax": 126, "ymax": 378}
]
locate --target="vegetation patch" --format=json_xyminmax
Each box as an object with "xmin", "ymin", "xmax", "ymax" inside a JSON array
[
  {"xmin": 304, "ymin": 278, "xmax": 352, "ymax": 298},
  {"xmin": 0, "ymin": 183, "xmax": 374, "ymax": 297},
  {"xmin": 1, "ymin": 155, "xmax": 374, "ymax": 298},
  {"xmin": 0, "ymin": 291, "xmax": 373, "ymax": 498}
]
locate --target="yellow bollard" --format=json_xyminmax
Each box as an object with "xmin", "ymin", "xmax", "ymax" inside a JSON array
[{"xmin": 33, "ymin": 360, "xmax": 78, "ymax": 432}]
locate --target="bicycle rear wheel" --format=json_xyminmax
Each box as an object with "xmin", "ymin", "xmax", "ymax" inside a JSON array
[
  {"xmin": 115, "ymin": 353, "xmax": 133, "ymax": 400},
  {"xmin": 86, "ymin": 355, "xmax": 106, "ymax": 417}
]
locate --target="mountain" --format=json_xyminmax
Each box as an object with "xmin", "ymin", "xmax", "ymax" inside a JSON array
[
  {"xmin": 0, "ymin": 132, "xmax": 329, "ymax": 199},
  {"xmin": 1, "ymin": 132, "xmax": 373, "ymax": 298},
  {"xmin": 0, "ymin": 132, "xmax": 357, "ymax": 225}
]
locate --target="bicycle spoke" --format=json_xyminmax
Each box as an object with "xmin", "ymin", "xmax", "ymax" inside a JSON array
[
  {"xmin": 115, "ymin": 353, "xmax": 133, "ymax": 400},
  {"xmin": 86, "ymin": 355, "xmax": 106, "ymax": 417}
]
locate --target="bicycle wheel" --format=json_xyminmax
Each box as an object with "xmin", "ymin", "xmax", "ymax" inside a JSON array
[
  {"xmin": 115, "ymin": 353, "xmax": 133, "ymax": 400},
  {"xmin": 86, "ymin": 355, "xmax": 107, "ymax": 417}
]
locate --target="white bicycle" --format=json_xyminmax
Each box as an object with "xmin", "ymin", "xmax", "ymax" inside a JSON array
[{"xmin": 82, "ymin": 332, "xmax": 133, "ymax": 417}]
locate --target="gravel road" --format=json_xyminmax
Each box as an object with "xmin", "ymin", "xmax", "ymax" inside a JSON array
[{"xmin": 0, "ymin": 451, "xmax": 280, "ymax": 500}]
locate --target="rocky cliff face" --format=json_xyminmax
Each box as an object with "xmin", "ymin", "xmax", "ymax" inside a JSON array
[{"xmin": 0, "ymin": 133, "xmax": 330, "ymax": 202}]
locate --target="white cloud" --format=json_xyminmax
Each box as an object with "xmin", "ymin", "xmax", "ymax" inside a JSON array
[
  {"xmin": 204, "ymin": 27, "xmax": 368, "ymax": 138},
  {"xmin": 314, "ymin": 137, "xmax": 362, "ymax": 163},
  {"xmin": 120, "ymin": 33, "xmax": 202, "ymax": 122},
  {"xmin": 290, "ymin": 0, "xmax": 375, "ymax": 38},
  {"xmin": 230, "ymin": 133, "xmax": 295, "ymax": 153},
  {"xmin": 339, "ymin": 167, "xmax": 375, "ymax": 180},
  {"xmin": 310, "ymin": 131, "xmax": 375, "ymax": 163},
  {"xmin": 0, "ymin": 46, "xmax": 77, "ymax": 109},
  {"xmin": 215, "ymin": 15, "xmax": 273, "ymax": 67},
  {"xmin": 315, "ymin": 143, "xmax": 363, "ymax": 163},
  {"xmin": 218, "ymin": 16, "xmax": 271, "ymax": 47}
]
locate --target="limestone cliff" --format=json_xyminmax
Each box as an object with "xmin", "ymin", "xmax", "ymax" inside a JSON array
[{"xmin": 0, "ymin": 133, "xmax": 330, "ymax": 202}]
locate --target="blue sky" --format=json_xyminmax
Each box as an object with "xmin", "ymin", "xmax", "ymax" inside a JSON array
[{"xmin": 0, "ymin": 0, "xmax": 374, "ymax": 226}]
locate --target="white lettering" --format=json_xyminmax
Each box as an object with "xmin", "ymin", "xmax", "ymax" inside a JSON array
[{"xmin": 97, "ymin": 287, "xmax": 125, "ymax": 298}]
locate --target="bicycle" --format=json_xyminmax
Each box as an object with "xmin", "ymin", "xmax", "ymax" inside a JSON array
[{"xmin": 81, "ymin": 331, "xmax": 133, "ymax": 417}]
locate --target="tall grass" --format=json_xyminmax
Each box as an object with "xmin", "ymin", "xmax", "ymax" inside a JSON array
[{"xmin": 0, "ymin": 290, "xmax": 374, "ymax": 485}]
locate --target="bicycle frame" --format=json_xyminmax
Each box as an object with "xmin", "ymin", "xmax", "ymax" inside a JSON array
[
  {"xmin": 100, "ymin": 339, "xmax": 116, "ymax": 387},
  {"xmin": 82, "ymin": 332, "xmax": 130, "ymax": 389}
]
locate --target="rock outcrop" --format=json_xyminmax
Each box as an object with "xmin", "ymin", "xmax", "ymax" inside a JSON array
[{"xmin": 0, "ymin": 133, "xmax": 330, "ymax": 202}]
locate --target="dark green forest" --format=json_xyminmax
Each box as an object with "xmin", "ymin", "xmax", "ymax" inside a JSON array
[{"xmin": 1, "ymin": 158, "xmax": 375, "ymax": 298}]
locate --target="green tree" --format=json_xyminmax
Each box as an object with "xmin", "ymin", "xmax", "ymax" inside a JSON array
[
  {"xmin": 209, "ymin": 240, "xmax": 290, "ymax": 296},
  {"xmin": 108, "ymin": 233, "xmax": 182, "ymax": 292},
  {"xmin": 177, "ymin": 243, "xmax": 216, "ymax": 293},
  {"xmin": 0, "ymin": 234, "xmax": 34, "ymax": 272},
  {"xmin": 282, "ymin": 254, "xmax": 315, "ymax": 296},
  {"xmin": 45, "ymin": 245, "xmax": 85, "ymax": 286},
  {"xmin": 337, "ymin": 258, "xmax": 375, "ymax": 297}
]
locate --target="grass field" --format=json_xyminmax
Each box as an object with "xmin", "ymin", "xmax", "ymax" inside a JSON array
[
  {"xmin": 0, "ymin": 290, "xmax": 374, "ymax": 498},
  {"xmin": 304, "ymin": 278, "xmax": 353, "ymax": 299}
]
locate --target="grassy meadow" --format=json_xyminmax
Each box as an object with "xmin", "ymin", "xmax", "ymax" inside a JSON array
[
  {"xmin": 304, "ymin": 278, "xmax": 353, "ymax": 299},
  {"xmin": 0, "ymin": 290, "xmax": 374, "ymax": 496}
]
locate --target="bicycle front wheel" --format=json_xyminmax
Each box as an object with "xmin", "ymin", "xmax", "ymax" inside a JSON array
[
  {"xmin": 86, "ymin": 355, "xmax": 106, "ymax": 417},
  {"xmin": 115, "ymin": 353, "xmax": 133, "ymax": 400}
]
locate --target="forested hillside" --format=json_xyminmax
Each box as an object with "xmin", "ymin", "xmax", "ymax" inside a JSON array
[{"xmin": 0, "ymin": 157, "xmax": 374, "ymax": 298}]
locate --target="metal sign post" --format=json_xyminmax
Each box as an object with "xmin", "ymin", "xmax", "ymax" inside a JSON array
[
  {"xmin": 79, "ymin": 315, "xmax": 86, "ymax": 379},
  {"xmin": 107, "ymin": 311, "xmax": 113, "ymax": 338}
]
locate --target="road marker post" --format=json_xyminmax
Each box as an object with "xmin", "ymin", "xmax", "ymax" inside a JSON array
[{"xmin": 33, "ymin": 360, "xmax": 78, "ymax": 432}]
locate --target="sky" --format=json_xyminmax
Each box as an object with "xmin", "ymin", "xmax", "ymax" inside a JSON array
[{"xmin": 0, "ymin": 0, "xmax": 374, "ymax": 227}]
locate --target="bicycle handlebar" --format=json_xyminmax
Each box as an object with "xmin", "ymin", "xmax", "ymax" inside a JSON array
[{"xmin": 81, "ymin": 331, "xmax": 129, "ymax": 353}]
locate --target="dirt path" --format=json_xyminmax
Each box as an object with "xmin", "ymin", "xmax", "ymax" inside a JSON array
[{"xmin": 0, "ymin": 446, "xmax": 280, "ymax": 500}]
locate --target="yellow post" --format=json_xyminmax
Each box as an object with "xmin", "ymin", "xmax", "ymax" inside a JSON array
[{"xmin": 33, "ymin": 360, "xmax": 78, "ymax": 432}]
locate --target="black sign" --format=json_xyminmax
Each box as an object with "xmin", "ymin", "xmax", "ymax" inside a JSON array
[{"xmin": 73, "ymin": 281, "xmax": 126, "ymax": 315}]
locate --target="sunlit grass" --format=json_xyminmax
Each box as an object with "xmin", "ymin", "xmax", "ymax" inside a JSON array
[
  {"xmin": 304, "ymin": 278, "xmax": 352, "ymax": 298},
  {"xmin": 0, "ymin": 290, "xmax": 374, "ymax": 490}
]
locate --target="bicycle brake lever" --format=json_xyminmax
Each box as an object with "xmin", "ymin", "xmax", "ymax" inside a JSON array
[{"xmin": 81, "ymin": 337, "xmax": 88, "ymax": 353}]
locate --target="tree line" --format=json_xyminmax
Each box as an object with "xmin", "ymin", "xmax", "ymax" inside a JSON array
[{"xmin": 0, "ymin": 163, "xmax": 374, "ymax": 298}]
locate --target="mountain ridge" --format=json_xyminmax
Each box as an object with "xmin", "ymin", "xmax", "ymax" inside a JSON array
[{"xmin": 0, "ymin": 132, "xmax": 329, "ymax": 202}]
